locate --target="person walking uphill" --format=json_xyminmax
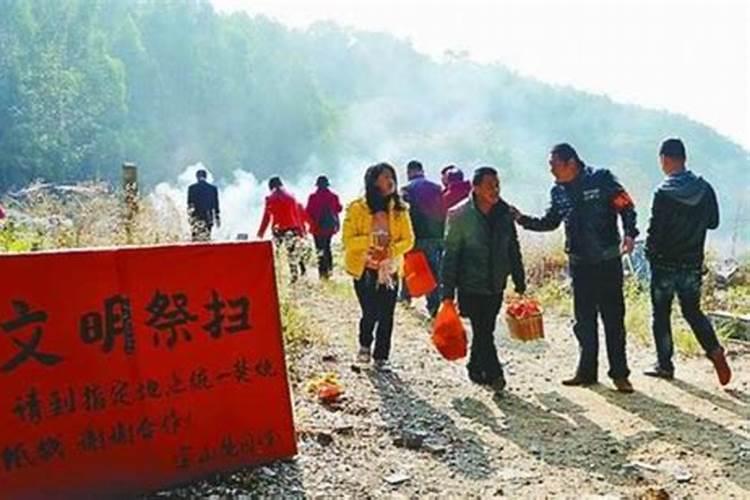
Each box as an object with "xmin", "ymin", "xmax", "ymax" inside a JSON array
[
  {"xmin": 187, "ymin": 169, "xmax": 220, "ymax": 242},
  {"xmin": 306, "ymin": 175, "xmax": 343, "ymax": 280},
  {"xmin": 401, "ymin": 160, "xmax": 446, "ymax": 317},
  {"xmin": 513, "ymin": 143, "xmax": 638, "ymax": 393},
  {"xmin": 257, "ymin": 176, "xmax": 309, "ymax": 283},
  {"xmin": 441, "ymin": 167, "xmax": 526, "ymax": 391},
  {"xmin": 342, "ymin": 163, "xmax": 415, "ymax": 371},
  {"xmin": 644, "ymin": 138, "xmax": 731, "ymax": 385}
]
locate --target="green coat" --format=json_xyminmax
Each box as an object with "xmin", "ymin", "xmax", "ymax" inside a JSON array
[{"xmin": 441, "ymin": 196, "xmax": 526, "ymax": 300}]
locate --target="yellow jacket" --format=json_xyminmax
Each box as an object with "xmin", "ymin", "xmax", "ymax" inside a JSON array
[{"xmin": 342, "ymin": 197, "xmax": 415, "ymax": 279}]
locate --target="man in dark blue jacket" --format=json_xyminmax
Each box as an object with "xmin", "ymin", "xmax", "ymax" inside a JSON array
[
  {"xmin": 187, "ymin": 169, "xmax": 220, "ymax": 241},
  {"xmin": 644, "ymin": 138, "xmax": 731, "ymax": 385},
  {"xmin": 513, "ymin": 143, "xmax": 638, "ymax": 393},
  {"xmin": 401, "ymin": 160, "xmax": 446, "ymax": 317}
]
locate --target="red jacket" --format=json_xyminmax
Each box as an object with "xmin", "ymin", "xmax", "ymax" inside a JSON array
[
  {"xmin": 257, "ymin": 189, "xmax": 305, "ymax": 238},
  {"xmin": 0, "ymin": 204, "xmax": 5, "ymax": 220},
  {"xmin": 306, "ymin": 188, "xmax": 342, "ymax": 237},
  {"xmin": 443, "ymin": 180, "xmax": 472, "ymax": 210}
]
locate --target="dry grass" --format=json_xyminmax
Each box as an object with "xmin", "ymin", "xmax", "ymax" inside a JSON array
[{"xmin": 0, "ymin": 181, "xmax": 318, "ymax": 374}]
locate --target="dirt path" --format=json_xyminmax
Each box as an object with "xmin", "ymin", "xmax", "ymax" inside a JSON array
[{"xmin": 155, "ymin": 272, "xmax": 750, "ymax": 499}]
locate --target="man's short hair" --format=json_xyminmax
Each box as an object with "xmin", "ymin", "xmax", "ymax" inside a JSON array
[
  {"xmin": 196, "ymin": 169, "xmax": 207, "ymax": 179},
  {"xmin": 472, "ymin": 166, "xmax": 498, "ymax": 186},
  {"xmin": 406, "ymin": 160, "xmax": 423, "ymax": 172},
  {"xmin": 268, "ymin": 176, "xmax": 283, "ymax": 190},
  {"xmin": 659, "ymin": 138, "xmax": 686, "ymax": 160},
  {"xmin": 550, "ymin": 143, "xmax": 581, "ymax": 164}
]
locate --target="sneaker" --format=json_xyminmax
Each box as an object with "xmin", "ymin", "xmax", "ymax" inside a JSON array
[
  {"xmin": 374, "ymin": 359, "xmax": 392, "ymax": 372},
  {"xmin": 356, "ymin": 348, "xmax": 371, "ymax": 364},
  {"xmin": 613, "ymin": 378, "xmax": 634, "ymax": 393},
  {"xmin": 643, "ymin": 364, "xmax": 674, "ymax": 380},
  {"xmin": 709, "ymin": 347, "xmax": 732, "ymax": 386},
  {"xmin": 562, "ymin": 375, "xmax": 598, "ymax": 387}
]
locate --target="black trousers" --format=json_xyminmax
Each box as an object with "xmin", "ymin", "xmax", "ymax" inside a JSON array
[
  {"xmin": 459, "ymin": 293, "xmax": 504, "ymax": 384},
  {"xmin": 354, "ymin": 270, "xmax": 398, "ymax": 361},
  {"xmin": 570, "ymin": 257, "xmax": 630, "ymax": 380},
  {"xmin": 314, "ymin": 235, "xmax": 333, "ymax": 278}
]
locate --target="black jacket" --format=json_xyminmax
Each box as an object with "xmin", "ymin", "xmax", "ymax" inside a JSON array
[
  {"xmin": 518, "ymin": 166, "xmax": 639, "ymax": 264},
  {"xmin": 441, "ymin": 196, "xmax": 526, "ymax": 300},
  {"xmin": 645, "ymin": 170, "xmax": 719, "ymax": 269},
  {"xmin": 187, "ymin": 180, "xmax": 220, "ymax": 226}
]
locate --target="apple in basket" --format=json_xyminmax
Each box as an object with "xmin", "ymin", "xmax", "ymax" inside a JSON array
[{"xmin": 507, "ymin": 298, "xmax": 542, "ymax": 319}]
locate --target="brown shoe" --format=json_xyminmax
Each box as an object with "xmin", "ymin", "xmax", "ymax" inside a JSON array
[
  {"xmin": 613, "ymin": 378, "xmax": 634, "ymax": 393},
  {"xmin": 709, "ymin": 347, "xmax": 732, "ymax": 386},
  {"xmin": 562, "ymin": 375, "xmax": 597, "ymax": 387}
]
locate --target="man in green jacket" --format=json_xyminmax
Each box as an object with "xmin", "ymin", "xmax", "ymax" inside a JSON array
[{"xmin": 441, "ymin": 167, "xmax": 526, "ymax": 391}]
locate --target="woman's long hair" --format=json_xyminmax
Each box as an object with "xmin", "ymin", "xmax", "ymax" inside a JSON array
[{"xmin": 364, "ymin": 162, "xmax": 406, "ymax": 213}]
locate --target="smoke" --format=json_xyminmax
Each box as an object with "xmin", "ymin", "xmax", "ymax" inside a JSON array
[{"xmin": 152, "ymin": 162, "xmax": 337, "ymax": 242}]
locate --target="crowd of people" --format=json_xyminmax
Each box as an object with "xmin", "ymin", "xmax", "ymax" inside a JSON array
[{"xmin": 186, "ymin": 138, "xmax": 732, "ymax": 393}]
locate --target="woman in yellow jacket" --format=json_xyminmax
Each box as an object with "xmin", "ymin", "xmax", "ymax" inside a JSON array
[{"xmin": 342, "ymin": 162, "xmax": 415, "ymax": 371}]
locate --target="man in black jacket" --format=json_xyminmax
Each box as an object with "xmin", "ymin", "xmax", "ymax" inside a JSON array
[
  {"xmin": 187, "ymin": 169, "xmax": 220, "ymax": 241},
  {"xmin": 644, "ymin": 138, "xmax": 731, "ymax": 385},
  {"xmin": 513, "ymin": 143, "xmax": 638, "ymax": 393},
  {"xmin": 441, "ymin": 167, "xmax": 526, "ymax": 391}
]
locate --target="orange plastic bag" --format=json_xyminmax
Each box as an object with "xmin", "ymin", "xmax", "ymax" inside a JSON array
[
  {"xmin": 403, "ymin": 250, "xmax": 437, "ymax": 297},
  {"xmin": 431, "ymin": 301, "xmax": 467, "ymax": 360}
]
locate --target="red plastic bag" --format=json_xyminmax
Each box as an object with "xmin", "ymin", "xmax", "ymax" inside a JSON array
[
  {"xmin": 403, "ymin": 250, "xmax": 437, "ymax": 297},
  {"xmin": 431, "ymin": 301, "xmax": 467, "ymax": 360},
  {"xmin": 317, "ymin": 382, "xmax": 343, "ymax": 404}
]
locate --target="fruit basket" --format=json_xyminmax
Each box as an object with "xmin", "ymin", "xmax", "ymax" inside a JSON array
[{"xmin": 505, "ymin": 297, "xmax": 544, "ymax": 341}]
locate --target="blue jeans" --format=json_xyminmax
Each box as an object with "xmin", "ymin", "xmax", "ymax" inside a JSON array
[
  {"xmin": 650, "ymin": 265, "xmax": 721, "ymax": 372},
  {"xmin": 400, "ymin": 239, "xmax": 443, "ymax": 317}
]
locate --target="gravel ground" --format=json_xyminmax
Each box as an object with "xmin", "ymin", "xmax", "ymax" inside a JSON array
[{"xmin": 149, "ymin": 273, "xmax": 750, "ymax": 499}]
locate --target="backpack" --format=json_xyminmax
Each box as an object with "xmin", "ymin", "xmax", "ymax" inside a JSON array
[{"xmin": 318, "ymin": 206, "xmax": 338, "ymax": 232}]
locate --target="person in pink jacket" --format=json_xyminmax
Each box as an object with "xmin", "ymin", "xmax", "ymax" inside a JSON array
[
  {"xmin": 306, "ymin": 175, "xmax": 343, "ymax": 279},
  {"xmin": 442, "ymin": 166, "xmax": 472, "ymax": 210}
]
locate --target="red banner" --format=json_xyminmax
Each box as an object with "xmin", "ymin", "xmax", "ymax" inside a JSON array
[{"xmin": 0, "ymin": 242, "xmax": 296, "ymax": 499}]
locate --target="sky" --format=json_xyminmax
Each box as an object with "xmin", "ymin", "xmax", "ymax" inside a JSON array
[{"xmin": 212, "ymin": 0, "xmax": 750, "ymax": 150}]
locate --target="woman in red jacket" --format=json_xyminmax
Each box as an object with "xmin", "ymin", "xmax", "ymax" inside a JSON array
[{"xmin": 306, "ymin": 175, "xmax": 343, "ymax": 279}]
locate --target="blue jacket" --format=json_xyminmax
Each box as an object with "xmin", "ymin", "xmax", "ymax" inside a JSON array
[
  {"xmin": 519, "ymin": 166, "xmax": 639, "ymax": 264},
  {"xmin": 187, "ymin": 180, "xmax": 220, "ymax": 226}
]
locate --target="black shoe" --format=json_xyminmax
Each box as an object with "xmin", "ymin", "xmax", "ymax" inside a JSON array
[
  {"xmin": 490, "ymin": 377, "xmax": 507, "ymax": 393},
  {"xmin": 562, "ymin": 375, "xmax": 597, "ymax": 387},
  {"xmin": 613, "ymin": 378, "xmax": 634, "ymax": 393},
  {"xmin": 643, "ymin": 364, "xmax": 674, "ymax": 380}
]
